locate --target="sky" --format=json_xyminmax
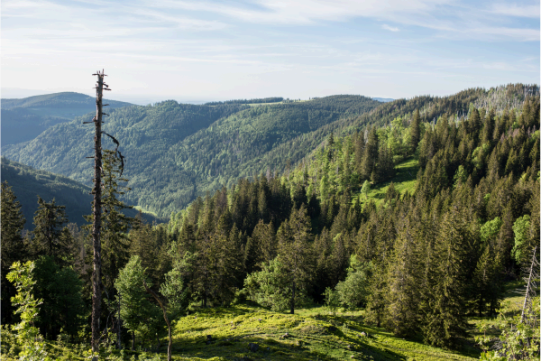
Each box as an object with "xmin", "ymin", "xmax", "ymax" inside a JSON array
[{"xmin": 2, "ymin": 0, "xmax": 540, "ymax": 104}]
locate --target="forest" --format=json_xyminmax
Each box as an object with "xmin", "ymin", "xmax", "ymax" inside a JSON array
[{"xmin": 1, "ymin": 83, "xmax": 540, "ymax": 360}]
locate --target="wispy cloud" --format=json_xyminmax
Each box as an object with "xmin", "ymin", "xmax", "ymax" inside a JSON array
[
  {"xmin": 382, "ymin": 24, "xmax": 400, "ymax": 32},
  {"xmin": 490, "ymin": 3, "xmax": 540, "ymax": 18},
  {"xmin": 1, "ymin": 0, "xmax": 539, "ymax": 99}
]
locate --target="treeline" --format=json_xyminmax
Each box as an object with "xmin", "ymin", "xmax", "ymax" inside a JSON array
[
  {"xmin": 205, "ymin": 97, "xmax": 284, "ymax": 105},
  {"xmin": 2, "ymin": 93, "xmax": 539, "ymax": 351}
]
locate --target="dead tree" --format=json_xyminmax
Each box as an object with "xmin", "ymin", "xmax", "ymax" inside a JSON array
[
  {"xmin": 88, "ymin": 69, "xmax": 111, "ymax": 353},
  {"xmin": 520, "ymin": 246, "xmax": 539, "ymax": 326}
]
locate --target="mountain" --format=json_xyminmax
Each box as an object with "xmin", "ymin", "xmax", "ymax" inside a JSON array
[
  {"xmin": 372, "ymin": 97, "xmax": 394, "ymax": 102},
  {"xmin": 1, "ymin": 92, "xmax": 133, "ymax": 146},
  {"xmin": 4, "ymin": 84, "xmax": 536, "ymax": 218},
  {"xmin": 2, "ymin": 96, "xmax": 380, "ymax": 217},
  {"xmin": 0, "ymin": 157, "xmax": 159, "ymax": 229}
]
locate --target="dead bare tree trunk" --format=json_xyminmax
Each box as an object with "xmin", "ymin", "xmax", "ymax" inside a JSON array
[
  {"xmin": 90, "ymin": 69, "xmax": 110, "ymax": 353},
  {"xmin": 520, "ymin": 246, "xmax": 539, "ymax": 324}
]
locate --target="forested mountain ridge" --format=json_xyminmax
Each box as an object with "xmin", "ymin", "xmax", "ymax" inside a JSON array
[
  {"xmin": 3, "ymin": 96, "xmax": 380, "ymax": 217},
  {"xmin": 162, "ymin": 90, "xmax": 539, "ymax": 349},
  {"xmin": 1, "ymin": 92, "xmax": 133, "ymax": 146},
  {"xmin": 0, "ymin": 157, "xmax": 159, "ymax": 228},
  {"xmin": 1, "ymin": 84, "xmax": 539, "ymax": 359},
  {"xmin": 3, "ymin": 84, "xmax": 537, "ymax": 219}
]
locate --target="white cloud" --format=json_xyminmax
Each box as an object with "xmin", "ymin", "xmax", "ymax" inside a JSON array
[
  {"xmin": 150, "ymin": 0, "xmax": 454, "ymax": 25},
  {"xmin": 382, "ymin": 24, "xmax": 400, "ymax": 32},
  {"xmin": 490, "ymin": 3, "xmax": 540, "ymax": 18},
  {"xmin": 466, "ymin": 27, "xmax": 540, "ymax": 41}
]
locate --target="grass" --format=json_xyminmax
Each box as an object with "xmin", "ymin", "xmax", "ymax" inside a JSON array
[
  {"xmin": 3, "ymin": 282, "xmax": 532, "ymax": 360},
  {"xmin": 165, "ymin": 304, "xmax": 477, "ymax": 361},
  {"xmin": 357, "ymin": 157, "xmax": 419, "ymax": 207},
  {"xmin": 133, "ymin": 205, "xmax": 159, "ymax": 218}
]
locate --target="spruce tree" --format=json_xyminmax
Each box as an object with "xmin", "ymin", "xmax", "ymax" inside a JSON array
[
  {"xmin": 277, "ymin": 204, "xmax": 314, "ymax": 314},
  {"xmin": 410, "ymin": 109, "xmax": 421, "ymax": 155},
  {"xmin": 1, "ymin": 182, "xmax": 27, "ymax": 324},
  {"xmin": 422, "ymin": 209, "xmax": 474, "ymax": 348},
  {"xmin": 384, "ymin": 222, "xmax": 421, "ymax": 337},
  {"xmin": 361, "ymin": 127, "xmax": 378, "ymax": 180},
  {"xmin": 31, "ymin": 197, "xmax": 72, "ymax": 266},
  {"xmin": 99, "ymin": 149, "xmax": 134, "ymax": 295}
]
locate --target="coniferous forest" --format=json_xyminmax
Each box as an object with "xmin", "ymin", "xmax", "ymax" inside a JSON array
[{"xmin": 1, "ymin": 84, "xmax": 540, "ymax": 361}]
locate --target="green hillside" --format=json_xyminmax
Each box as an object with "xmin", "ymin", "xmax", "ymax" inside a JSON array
[
  {"xmin": 1, "ymin": 157, "xmax": 92, "ymax": 227},
  {"xmin": 0, "ymin": 157, "xmax": 159, "ymax": 229},
  {"xmin": 3, "ymin": 96, "xmax": 380, "ymax": 218},
  {"xmin": 2, "ymin": 84, "xmax": 539, "ymax": 361},
  {"xmin": 2, "ymin": 84, "xmax": 537, "ymax": 220},
  {"xmin": 1, "ymin": 92, "xmax": 133, "ymax": 146}
]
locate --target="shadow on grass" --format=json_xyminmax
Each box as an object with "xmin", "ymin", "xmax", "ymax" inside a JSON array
[{"xmin": 170, "ymin": 332, "xmax": 405, "ymax": 361}]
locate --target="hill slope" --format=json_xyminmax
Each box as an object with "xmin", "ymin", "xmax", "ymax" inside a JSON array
[
  {"xmin": 1, "ymin": 157, "xmax": 159, "ymax": 228},
  {"xmin": 1, "ymin": 92, "xmax": 133, "ymax": 146},
  {"xmin": 3, "ymin": 96, "xmax": 380, "ymax": 217},
  {"xmin": 4, "ymin": 84, "xmax": 537, "ymax": 218}
]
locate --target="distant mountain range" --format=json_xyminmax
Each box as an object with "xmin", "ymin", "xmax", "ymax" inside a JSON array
[
  {"xmin": 372, "ymin": 97, "xmax": 394, "ymax": 102},
  {"xmin": 2, "ymin": 95, "xmax": 381, "ymax": 217},
  {"xmin": 1, "ymin": 92, "xmax": 133, "ymax": 146},
  {"xmin": 3, "ymin": 85, "xmax": 535, "ymax": 219}
]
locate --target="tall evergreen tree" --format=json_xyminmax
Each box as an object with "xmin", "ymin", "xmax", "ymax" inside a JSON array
[
  {"xmin": 1, "ymin": 182, "xmax": 27, "ymax": 324},
  {"xmin": 410, "ymin": 109, "xmax": 421, "ymax": 155},
  {"xmin": 277, "ymin": 204, "xmax": 314, "ymax": 314},
  {"xmin": 361, "ymin": 127, "xmax": 378, "ymax": 180},
  {"xmin": 31, "ymin": 197, "xmax": 73, "ymax": 266},
  {"xmin": 422, "ymin": 208, "xmax": 475, "ymax": 348}
]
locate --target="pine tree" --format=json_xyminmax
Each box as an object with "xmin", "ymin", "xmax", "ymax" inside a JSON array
[
  {"xmin": 251, "ymin": 220, "xmax": 277, "ymax": 265},
  {"xmin": 31, "ymin": 197, "xmax": 73, "ymax": 266},
  {"xmin": 1, "ymin": 182, "xmax": 27, "ymax": 324},
  {"xmin": 277, "ymin": 204, "xmax": 314, "ymax": 314},
  {"xmin": 410, "ymin": 109, "xmax": 421, "ymax": 155},
  {"xmin": 422, "ymin": 209, "xmax": 474, "ymax": 348},
  {"xmin": 327, "ymin": 132, "xmax": 335, "ymax": 161},
  {"xmin": 361, "ymin": 127, "xmax": 378, "ymax": 180},
  {"xmin": 384, "ymin": 220, "xmax": 421, "ymax": 337},
  {"xmin": 99, "ymin": 149, "xmax": 134, "ymax": 294}
]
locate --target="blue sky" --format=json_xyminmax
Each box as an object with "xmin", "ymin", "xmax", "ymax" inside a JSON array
[{"xmin": 2, "ymin": 0, "xmax": 539, "ymax": 103}]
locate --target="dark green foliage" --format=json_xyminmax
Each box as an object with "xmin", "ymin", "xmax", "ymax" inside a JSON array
[
  {"xmin": 1, "ymin": 182, "xmax": 27, "ymax": 324},
  {"xmin": 410, "ymin": 109, "xmax": 421, "ymax": 154},
  {"xmin": 422, "ymin": 208, "xmax": 477, "ymax": 348},
  {"xmin": 95, "ymin": 150, "xmax": 134, "ymax": 292},
  {"xmin": 244, "ymin": 258, "xmax": 294, "ymax": 312},
  {"xmin": 0, "ymin": 157, "xmax": 159, "ymax": 228},
  {"xmin": 115, "ymin": 255, "xmax": 162, "ymax": 348},
  {"xmin": 30, "ymin": 196, "xmax": 73, "ymax": 266},
  {"xmin": 4, "ymin": 84, "xmax": 538, "ymax": 351},
  {"xmin": 33, "ymin": 256, "xmax": 85, "ymax": 339},
  {"xmin": 205, "ymin": 97, "xmax": 283, "ymax": 105},
  {"xmin": 1, "ymin": 158, "xmax": 92, "ymax": 228},
  {"xmin": 277, "ymin": 204, "xmax": 315, "ymax": 314},
  {"xmin": 335, "ymin": 255, "xmax": 371, "ymax": 308}
]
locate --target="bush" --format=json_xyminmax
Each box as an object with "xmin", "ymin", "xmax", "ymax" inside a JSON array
[{"xmin": 335, "ymin": 256, "xmax": 372, "ymax": 308}]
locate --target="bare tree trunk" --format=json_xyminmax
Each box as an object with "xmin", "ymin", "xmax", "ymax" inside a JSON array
[
  {"xmin": 290, "ymin": 280, "xmax": 296, "ymax": 314},
  {"xmin": 117, "ymin": 292, "xmax": 121, "ymax": 349},
  {"xmin": 91, "ymin": 69, "xmax": 106, "ymax": 353},
  {"xmin": 520, "ymin": 246, "xmax": 538, "ymax": 324}
]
